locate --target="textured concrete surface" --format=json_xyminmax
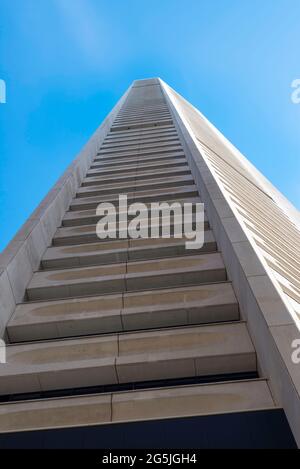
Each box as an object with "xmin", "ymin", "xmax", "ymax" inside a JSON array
[{"xmin": 0, "ymin": 380, "xmax": 274, "ymax": 433}]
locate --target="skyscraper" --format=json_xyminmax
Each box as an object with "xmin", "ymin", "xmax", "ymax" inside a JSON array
[{"xmin": 0, "ymin": 78, "xmax": 299, "ymax": 448}]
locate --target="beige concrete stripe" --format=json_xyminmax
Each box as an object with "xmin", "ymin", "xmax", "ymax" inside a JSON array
[
  {"xmin": 69, "ymin": 185, "xmax": 199, "ymax": 212},
  {"xmin": 81, "ymin": 167, "xmax": 191, "ymax": 186},
  {"xmin": 0, "ymin": 380, "xmax": 274, "ymax": 433},
  {"xmin": 41, "ymin": 230, "xmax": 216, "ymax": 270},
  {"xmin": 61, "ymin": 196, "xmax": 202, "ymax": 227},
  {"xmin": 86, "ymin": 158, "xmax": 188, "ymax": 177},
  {"xmin": 0, "ymin": 323, "xmax": 254, "ymax": 396},
  {"xmin": 26, "ymin": 253, "xmax": 226, "ymax": 301},
  {"xmin": 55, "ymin": 209, "xmax": 209, "ymax": 244},
  {"xmin": 76, "ymin": 175, "xmax": 194, "ymax": 198},
  {"xmin": 92, "ymin": 151, "xmax": 184, "ymax": 167},
  {"xmin": 9, "ymin": 283, "xmax": 238, "ymax": 342}
]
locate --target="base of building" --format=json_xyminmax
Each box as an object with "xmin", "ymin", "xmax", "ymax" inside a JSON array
[{"xmin": 0, "ymin": 409, "xmax": 296, "ymax": 449}]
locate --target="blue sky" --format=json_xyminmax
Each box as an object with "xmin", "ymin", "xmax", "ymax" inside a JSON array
[{"xmin": 0, "ymin": 0, "xmax": 299, "ymax": 251}]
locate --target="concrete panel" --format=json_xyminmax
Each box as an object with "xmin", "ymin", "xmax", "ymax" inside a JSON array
[
  {"xmin": 0, "ymin": 323, "xmax": 255, "ymax": 396},
  {"xmin": 112, "ymin": 380, "xmax": 274, "ymax": 423},
  {"xmin": 8, "ymin": 283, "xmax": 238, "ymax": 342}
]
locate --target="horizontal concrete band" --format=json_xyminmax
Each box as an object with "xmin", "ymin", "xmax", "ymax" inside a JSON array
[
  {"xmin": 115, "ymin": 109, "xmax": 170, "ymax": 118},
  {"xmin": 0, "ymin": 322, "xmax": 255, "ymax": 396},
  {"xmin": 97, "ymin": 142, "xmax": 182, "ymax": 157},
  {"xmin": 115, "ymin": 116, "xmax": 172, "ymax": 122},
  {"xmin": 69, "ymin": 186, "xmax": 199, "ymax": 211},
  {"xmin": 86, "ymin": 164, "xmax": 188, "ymax": 182},
  {"xmin": 74, "ymin": 186, "xmax": 197, "ymax": 209},
  {"xmin": 26, "ymin": 252, "xmax": 226, "ymax": 301},
  {"xmin": 59, "ymin": 197, "xmax": 204, "ymax": 231},
  {"xmin": 104, "ymin": 135, "xmax": 180, "ymax": 146},
  {"xmin": 96, "ymin": 141, "xmax": 183, "ymax": 157},
  {"xmin": 104, "ymin": 128, "xmax": 177, "ymax": 142},
  {"xmin": 102, "ymin": 125, "xmax": 175, "ymax": 133},
  {"xmin": 93, "ymin": 144, "xmax": 182, "ymax": 157},
  {"xmin": 114, "ymin": 120, "xmax": 173, "ymax": 127},
  {"xmin": 114, "ymin": 109, "xmax": 171, "ymax": 118},
  {"xmin": 112, "ymin": 114, "xmax": 172, "ymax": 121},
  {"xmin": 86, "ymin": 159, "xmax": 187, "ymax": 178},
  {"xmin": 101, "ymin": 135, "xmax": 179, "ymax": 149},
  {"xmin": 92, "ymin": 150, "xmax": 185, "ymax": 166},
  {"xmin": 90, "ymin": 154, "xmax": 185, "ymax": 171},
  {"xmin": 111, "ymin": 119, "xmax": 173, "ymax": 132},
  {"xmin": 116, "ymin": 103, "xmax": 169, "ymax": 109},
  {"xmin": 112, "ymin": 123, "xmax": 174, "ymax": 132},
  {"xmin": 104, "ymin": 112, "xmax": 173, "ymax": 120},
  {"xmin": 8, "ymin": 282, "xmax": 238, "ymax": 342},
  {"xmin": 81, "ymin": 167, "xmax": 192, "ymax": 186},
  {"xmin": 117, "ymin": 103, "xmax": 169, "ymax": 110},
  {"xmin": 61, "ymin": 196, "xmax": 203, "ymax": 227},
  {"xmin": 88, "ymin": 155, "xmax": 187, "ymax": 171},
  {"xmin": 41, "ymin": 231, "xmax": 216, "ymax": 270},
  {"xmin": 99, "ymin": 135, "xmax": 179, "ymax": 148},
  {"xmin": 102, "ymin": 136, "xmax": 179, "ymax": 148},
  {"xmin": 111, "ymin": 123, "xmax": 173, "ymax": 131},
  {"xmin": 86, "ymin": 158, "xmax": 188, "ymax": 177},
  {"xmin": 106, "ymin": 123, "xmax": 176, "ymax": 135},
  {"xmin": 113, "ymin": 116, "xmax": 172, "ymax": 126},
  {"xmin": 115, "ymin": 116, "xmax": 172, "ymax": 121},
  {"xmin": 101, "ymin": 127, "xmax": 176, "ymax": 136},
  {"xmin": 0, "ymin": 380, "xmax": 274, "ymax": 434},
  {"xmin": 53, "ymin": 215, "xmax": 210, "ymax": 246},
  {"xmin": 77, "ymin": 174, "xmax": 194, "ymax": 197}
]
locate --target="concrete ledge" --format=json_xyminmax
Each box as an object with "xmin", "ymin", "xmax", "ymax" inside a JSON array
[
  {"xmin": 77, "ymin": 175, "xmax": 194, "ymax": 198},
  {"xmin": 111, "ymin": 119, "xmax": 173, "ymax": 132},
  {"xmin": 41, "ymin": 230, "xmax": 216, "ymax": 269},
  {"xmin": 8, "ymin": 282, "xmax": 238, "ymax": 342},
  {"xmin": 69, "ymin": 185, "xmax": 198, "ymax": 211},
  {"xmin": 105, "ymin": 126, "xmax": 176, "ymax": 141},
  {"xmin": 0, "ymin": 379, "xmax": 274, "ymax": 433},
  {"xmin": 97, "ymin": 141, "xmax": 181, "ymax": 156},
  {"xmin": 0, "ymin": 323, "xmax": 255, "ymax": 396},
  {"xmin": 81, "ymin": 166, "xmax": 191, "ymax": 187},
  {"xmin": 93, "ymin": 152, "xmax": 184, "ymax": 168},
  {"xmin": 26, "ymin": 253, "xmax": 226, "ymax": 301},
  {"xmin": 53, "ymin": 212, "xmax": 209, "ymax": 246},
  {"xmin": 86, "ymin": 157, "xmax": 188, "ymax": 177},
  {"xmin": 61, "ymin": 196, "xmax": 202, "ymax": 227},
  {"xmin": 92, "ymin": 152, "xmax": 185, "ymax": 168},
  {"xmin": 101, "ymin": 134, "xmax": 179, "ymax": 149}
]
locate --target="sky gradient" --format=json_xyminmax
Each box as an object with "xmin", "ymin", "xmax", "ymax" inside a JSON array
[{"xmin": 0, "ymin": 0, "xmax": 299, "ymax": 251}]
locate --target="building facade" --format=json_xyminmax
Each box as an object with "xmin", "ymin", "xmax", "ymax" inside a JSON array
[{"xmin": 0, "ymin": 78, "xmax": 299, "ymax": 448}]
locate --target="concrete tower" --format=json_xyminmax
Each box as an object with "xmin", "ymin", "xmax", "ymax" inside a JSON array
[{"xmin": 0, "ymin": 78, "xmax": 299, "ymax": 448}]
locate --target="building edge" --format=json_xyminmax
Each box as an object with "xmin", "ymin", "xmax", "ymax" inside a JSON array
[{"xmin": 159, "ymin": 78, "xmax": 300, "ymax": 446}]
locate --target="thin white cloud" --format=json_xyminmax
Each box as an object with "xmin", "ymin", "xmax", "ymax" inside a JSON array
[{"xmin": 54, "ymin": 0, "xmax": 108, "ymax": 68}]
